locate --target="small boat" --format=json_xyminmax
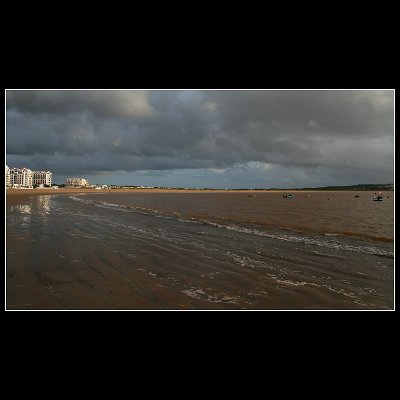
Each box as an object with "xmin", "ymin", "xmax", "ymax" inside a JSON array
[
  {"xmin": 248, "ymin": 194, "xmax": 256, "ymax": 197},
  {"xmin": 283, "ymin": 194, "xmax": 294, "ymax": 198},
  {"xmin": 373, "ymin": 194, "xmax": 383, "ymax": 201},
  {"xmin": 354, "ymin": 195, "xmax": 360, "ymax": 198}
]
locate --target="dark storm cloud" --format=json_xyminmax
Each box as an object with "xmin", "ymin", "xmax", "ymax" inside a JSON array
[
  {"xmin": 6, "ymin": 90, "xmax": 394, "ymax": 185},
  {"xmin": 6, "ymin": 90, "xmax": 154, "ymax": 118}
]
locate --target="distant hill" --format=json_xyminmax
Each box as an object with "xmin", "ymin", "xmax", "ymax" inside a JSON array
[{"xmin": 296, "ymin": 183, "xmax": 394, "ymax": 191}]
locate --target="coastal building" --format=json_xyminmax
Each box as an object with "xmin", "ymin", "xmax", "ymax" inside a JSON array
[
  {"xmin": 65, "ymin": 177, "xmax": 89, "ymax": 187},
  {"xmin": 9, "ymin": 167, "xmax": 33, "ymax": 188},
  {"xmin": 6, "ymin": 165, "xmax": 10, "ymax": 187},
  {"xmin": 33, "ymin": 171, "xmax": 52, "ymax": 187}
]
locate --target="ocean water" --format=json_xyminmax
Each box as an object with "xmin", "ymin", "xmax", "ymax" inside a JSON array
[{"xmin": 6, "ymin": 191, "xmax": 394, "ymax": 310}]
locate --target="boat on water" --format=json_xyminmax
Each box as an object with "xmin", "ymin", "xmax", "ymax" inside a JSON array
[
  {"xmin": 373, "ymin": 192, "xmax": 383, "ymax": 201},
  {"xmin": 283, "ymin": 194, "xmax": 294, "ymax": 198}
]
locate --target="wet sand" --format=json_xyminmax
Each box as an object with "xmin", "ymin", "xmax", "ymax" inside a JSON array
[
  {"xmin": 6, "ymin": 188, "xmax": 289, "ymax": 205},
  {"xmin": 5, "ymin": 187, "xmax": 330, "ymax": 199},
  {"xmin": 6, "ymin": 190, "xmax": 393, "ymax": 310},
  {"xmin": 6, "ymin": 188, "xmax": 104, "ymax": 203}
]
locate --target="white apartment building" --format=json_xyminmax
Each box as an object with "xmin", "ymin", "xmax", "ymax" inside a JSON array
[
  {"xmin": 9, "ymin": 167, "xmax": 33, "ymax": 188},
  {"xmin": 6, "ymin": 165, "xmax": 10, "ymax": 187},
  {"xmin": 33, "ymin": 170, "xmax": 52, "ymax": 186},
  {"xmin": 65, "ymin": 177, "xmax": 89, "ymax": 187}
]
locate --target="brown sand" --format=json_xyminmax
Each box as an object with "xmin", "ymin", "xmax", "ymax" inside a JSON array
[
  {"xmin": 5, "ymin": 187, "xmax": 278, "ymax": 205},
  {"xmin": 6, "ymin": 187, "xmax": 297, "ymax": 199},
  {"xmin": 6, "ymin": 188, "xmax": 105, "ymax": 205}
]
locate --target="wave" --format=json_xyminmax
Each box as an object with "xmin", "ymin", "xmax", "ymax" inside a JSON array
[{"xmin": 68, "ymin": 196, "xmax": 394, "ymax": 258}]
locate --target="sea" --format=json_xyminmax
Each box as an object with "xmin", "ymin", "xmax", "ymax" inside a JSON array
[{"xmin": 6, "ymin": 191, "xmax": 394, "ymax": 310}]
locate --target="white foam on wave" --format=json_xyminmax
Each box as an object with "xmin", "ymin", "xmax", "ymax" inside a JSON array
[
  {"xmin": 68, "ymin": 196, "xmax": 393, "ymax": 258},
  {"xmin": 182, "ymin": 287, "xmax": 238, "ymax": 304},
  {"xmin": 265, "ymin": 273, "xmax": 371, "ymax": 306},
  {"xmin": 274, "ymin": 279, "xmax": 321, "ymax": 288}
]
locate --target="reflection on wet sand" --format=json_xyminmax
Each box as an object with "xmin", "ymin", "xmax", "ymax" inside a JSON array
[
  {"xmin": 37, "ymin": 195, "xmax": 51, "ymax": 213},
  {"xmin": 7, "ymin": 195, "xmax": 53, "ymax": 231}
]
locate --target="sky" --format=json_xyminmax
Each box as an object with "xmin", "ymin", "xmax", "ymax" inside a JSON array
[{"xmin": 6, "ymin": 89, "xmax": 394, "ymax": 188}]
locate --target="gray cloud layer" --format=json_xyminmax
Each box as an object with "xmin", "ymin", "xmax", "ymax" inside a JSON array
[{"xmin": 6, "ymin": 90, "xmax": 394, "ymax": 187}]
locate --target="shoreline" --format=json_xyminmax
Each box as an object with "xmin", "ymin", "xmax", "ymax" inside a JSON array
[
  {"xmin": 6, "ymin": 188, "xmax": 392, "ymax": 195},
  {"xmin": 6, "ymin": 187, "xmax": 392, "ymax": 206}
]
